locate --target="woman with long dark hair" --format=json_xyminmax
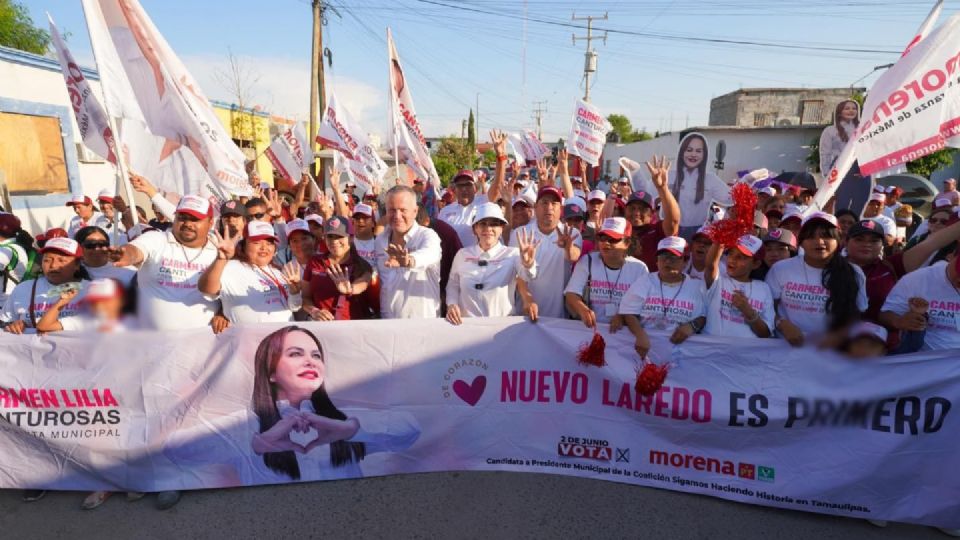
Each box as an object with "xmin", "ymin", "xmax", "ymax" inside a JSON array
[
  {"xmin": 671, "ymin": 132, "xmax": 740, "ymax": 236},
  {"xmin": 765, "ymin": 212, "xmax": 867, "ymax": 347},
  {"xmin": 819, "ymin": 100, "xmax": 860, "ymax": 176},
  {"xmin": 163, "ymin": 326, "xmax": 419, "ymax": 484}
]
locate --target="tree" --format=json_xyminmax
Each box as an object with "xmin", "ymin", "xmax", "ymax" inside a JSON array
[
  {"xmin": 907, "ymin": 149, "xmax": 954, "ymax": 179},
  {"xmin": 606, "ymin": 113, "xmax": 652, "ymax": 143},
  {"xmin": 432, "ymin": 136, "xmax": 474, "ymax": 187},
  {"xmin": 0, "ymin": 0, "xmax": 50, "ymax": 55},
  {"xmin": 466, "ymin": 109, "xmax": 476, "ymax": 153}
]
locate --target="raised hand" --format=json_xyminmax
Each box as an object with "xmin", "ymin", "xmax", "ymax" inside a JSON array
[
  {"xmin": 446, "ymin": 304, "xmax": 463, "ymax": 325},
  {"xmin": 327, "ymin": 263, "xmax": 353, "ymax": 295},
  {"xmin": 282, "ymin": 261, "xmax": 302, "ymax": 294},
  {"xmin": 490, "ymin": 129, "xmax": 508, "ymax": 157},
  {"xmin": 327, "ymin": 165, "xmax": 341, "ymax": 191},
  {"xmin": 516, "ymin": 228, "xmax": 540, "ymax": 268},
  {"xmin": 385, "ymin": 243, "xmax": 410, "ymax": 268},
  {"xmin": 214, "ymin": 229, "xmax": 240, "ymax": 261},
  {"xmin": 556, "ymin": 227, "xmax": 574, "ymax": 250},
  {"xmin": 267, "ymin": 189, "xmax": 283, "ymax": 220},
  {"xmin": 557, "ymin": 148, "xmax": 569, "ymax": 172},
  {"xmin": 536, "ymin": 159, "xmax": 547, "ymax": 181},
  {"xmin": 129, "ymin": 173, "xmax": 158, "ymax": 198},
  {"xmin": 509, "ymin": 160, "xmax": 520, "ymax": 180},
  {"xmin": 645, "ymin": 155, "xmax": 671, "ymax": 191}
]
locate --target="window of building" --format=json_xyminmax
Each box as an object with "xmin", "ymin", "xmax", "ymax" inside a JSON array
[
  {"xmin": 800, "ymin": 100, "xmax": 825, "ymax": 124},
  {"xmin": 753, "ymin": 112, "xmax": 779, "ymax": 127},
  {"xmin": 0, "ymin": 111, "xmax": 69, "ymax": 195}
]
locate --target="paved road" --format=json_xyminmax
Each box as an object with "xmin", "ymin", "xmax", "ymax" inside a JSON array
[{"xmin": 0, "ymin": 472, "xmax": 945, "ymax": 539}]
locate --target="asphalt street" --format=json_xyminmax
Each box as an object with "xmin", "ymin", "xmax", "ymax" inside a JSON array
[{"xmin": 0, "ymin": 471, "xmax": 946, "ymax": 539}]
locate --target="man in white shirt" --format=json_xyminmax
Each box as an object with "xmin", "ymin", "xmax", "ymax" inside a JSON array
[
  {"xmin": 375, "ymin": 186, "xmax": 443, "ymax": 318},
  {"xmin": 66, "ymin": 195, "xmax": 104, "ymax": 238},
  {"xmin": 880, "ymin": 256, "xmax": 960, "ymax": 351},
  {"xmin": 438, "ymin": 169, "xmax": 503, "ymax": 247},
  {"xmin": 941, "ymin": 178, "xmax": 960, "ymax": 206},
  {"xmin": 862, "ymin": 193, "xmax": 897, "ymax": 246},
  {"xmin": 108, "ymin": 194, "xmax": 220, "ymax": 330}
]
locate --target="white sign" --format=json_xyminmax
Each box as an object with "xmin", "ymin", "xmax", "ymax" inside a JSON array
[{"xmin": 566, "ymin": 99, "xmax": 611, "ymax": 166}]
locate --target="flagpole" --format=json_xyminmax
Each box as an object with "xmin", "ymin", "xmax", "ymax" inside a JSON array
[{"xmin": 387, "ymin": 28, "xmax": 402, "ymax": 186}]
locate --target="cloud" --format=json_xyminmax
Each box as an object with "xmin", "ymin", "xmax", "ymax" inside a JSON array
[{"xmin": 182, "ymin": 53, "xmax": 386, "ymax": 141}]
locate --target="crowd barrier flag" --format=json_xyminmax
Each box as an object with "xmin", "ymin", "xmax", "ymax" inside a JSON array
[
  {"xmin": 0, "ymin": 318, "xmax": 957, "ymax": 529},
  {"xmin": 387, "ymin": 28, "xmax": 441, "ymax": 211},
  {"xmin": 566, "ymin": 99, "xmax": 611, "ymax": 167},
  {"xmin": 812, "ymin": 3, "xmax": 958, "ymax": 212},
  {"xmin": 91, "ymin": 0, "xmax": 250, "ymax": 197}
]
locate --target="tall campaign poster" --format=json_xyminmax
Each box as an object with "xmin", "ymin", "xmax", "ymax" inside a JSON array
[
  {"xmin": 0, "ymin": 319, "xmax": 957, "ymax": 530},
  {"xmin": 566, "ymin": 99, "xmax": 611, "ymax": 167}
]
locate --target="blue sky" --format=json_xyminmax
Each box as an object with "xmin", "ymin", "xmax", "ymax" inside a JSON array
[{"xmin": 21, "ymin": 0, "xmax": 959, "ymax": 142}]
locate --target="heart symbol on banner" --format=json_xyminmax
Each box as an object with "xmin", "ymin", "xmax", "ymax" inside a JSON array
[{"xmin": 453, "ymin": 376, "xmax": 487, "ymax": 406}]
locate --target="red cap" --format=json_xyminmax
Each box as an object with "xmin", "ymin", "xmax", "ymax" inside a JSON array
[
  {"xmin": 0, "ymin": 213, "xmax": 22, "ymax": 237},
  {"xmin": 537, "ymin": 185, "xmax": 563, "ymax": 202},
  {"xmin": 175, "ymin": 195, "xmax": 213, "ymax": 219},
  {"xmin": 452, "ymin": 169, "xmax": 475, "ymax": 184},
  {"xmin": 40, "ymin": 237, "xmax": 82, "ymax": 257},
  {"xmin": 598, "ymin": 217, "xmax": 631, "ymax": 240},
  {"xmin": 66, "ymin": 195, "xmax": 93, "ymax": 207},
  {"xmin": 244, "ymin": 221, "xmax": 278, "ymax": 242}
]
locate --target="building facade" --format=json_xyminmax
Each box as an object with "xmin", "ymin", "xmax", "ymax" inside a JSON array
[{"xmin": 708, "ymin": 87, "xmax": 866, "ymax": 128}]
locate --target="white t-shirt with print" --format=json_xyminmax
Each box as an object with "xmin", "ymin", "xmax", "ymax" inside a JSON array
[
  {"xmin": 216, "ymin": 260, "xmax": 301, "ymax": 324},
  {"xmin": 0, "ymin": 276, "xmax": 84, "ymax": 331},
  {"xmin": 881, "ymin": 261, "xmax": 960, "ymax": 350},
  {"xmin": 354, "ymin": 237, "xmax": 377, "ymax": 269},
  {"xmin": 84, "ymin": 263, "xmax": 137, "ymax": 287},
  {"xmin": 564, "ymin": 254, "xmax": 648, "ymax": 324},
  {"xmin": 765, "ymin": 256, "xmax": 867, "ymax": 335},
  {"xmin": 618, "ymin": 274, "xmax": 706, "ymax": 329},
  {"xmin": 438, "ymin": 194, "xmax": 489, "ymax": 247},
  {"xmin": 130, "ymin": 230, "xmax": 219, "ymax": 330},
  {"xmin": 703, "ymin": 275, "xmax": 775, "ymax": 338},
  {"xmin": 509, "ymin": 221, "xmax": 583, "ymax": 319}
]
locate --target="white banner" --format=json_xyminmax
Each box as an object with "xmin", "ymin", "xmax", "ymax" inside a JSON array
[
  {"xmin": 387, "ymin": 28, "xmax": 440, "ymax": 205},
  {"xmin": 507, "ymin": 133, "xmax": 529, "ymax": 163},
  {"xmin": 265, "ymin": 123, "xmax": 313, "ymax": 183},
  {"xmin": 522, "ymin": 130, "xmax": 550, "ymax": 162},
  {"xmin": 0, "ymin": 319, "xmax": 957, "ymax": 529},
  {"xmin": 93, "ymin": 0, "xmax": 249, "ymax": 196},
  {"xmin": 48, "ymin": 14, "xmax": 117, "ymax": 165},
  {"xmin": 566, "ymin": 99, "xmax": 611, "ymax": 166},
  {"xmin": 316, "ymin": 91, "xmax": 387, "ymax": 190}
]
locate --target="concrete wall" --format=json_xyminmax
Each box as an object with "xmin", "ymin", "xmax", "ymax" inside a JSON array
[
  {"xmin": 709, "ymin": 88, "xmax": 863, "ymax": 128},
  {"xmin": 602, "ymin": 126, "xmax": 822, "ymax": 183}
]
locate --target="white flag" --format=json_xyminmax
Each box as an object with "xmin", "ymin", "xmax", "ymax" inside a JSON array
[
  {"xmin": 48, "ymin": 15, "xmax": 116, "ymax": 164},
  {"xmin": 902, "ymin": 0, "xmax": 943, "ymax": 57},
  {"xmin": 812, "ymin": 8, "xmax": 959, "ymax": 212},
  {"xmin": 507, "ymin": 133, "xmax": 529, "ymax": 163},
  {"xmin": 387, "ymin": 28, "xmax": 441, "ymax": 207},
  {"xmin": 316, "ymin": 91, "xmax": 387, "ymax": 190},
  {"xmin": 565, "ymin": 99, "xmax": 611, "ymax": 167},
  {"xmin": 93, "ymin": 0, "xmax": 249, "ymax": 196},
  {"xmin": 522, "ymin": 130, "xmax": 549, "ymax": 162},
  {"xmin": 265, "ymin": 123, "xmax": 314, "ymax": 182}
]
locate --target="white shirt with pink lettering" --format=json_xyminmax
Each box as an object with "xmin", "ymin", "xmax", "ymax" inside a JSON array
[
  {"xmin": 703, "ymin": 275, "xmax": 775, "ymax": 338},
  {"xmin": 882, "ymin": 261, "xmax": 960, "ymax": 350},
  {"xmin": 131, "ymin": 230, "xmax": 219, "ymax": 330},
  {"xmin": 765, "ymin": 256, "xmax": 867, "ymax": 335},
  {"xmin": 0, "ymin": 277, "xmax": 84, "ymax": 332},
  {"xmin": 216, "ymin": 260, "xmax": 301, "ymax": 324},
  {"xmin": 618, "ymin": 274, "xmax": 705, "ymax": 328},
  {"xmin": 564, "ymin": 254, "xmax": 648, "ymax": 324}
]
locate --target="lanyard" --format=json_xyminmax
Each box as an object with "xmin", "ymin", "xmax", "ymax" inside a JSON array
[
  {"xmin": 658, "ymin": 275, "xmax": 686, "ymax": 321},
  {"xmin": 252, "ymin": 264, "xmax": 288, "ymax": 302},
  {"xmin": 601, "ymin": 260, "xmax": 624, "ymax": 301}
]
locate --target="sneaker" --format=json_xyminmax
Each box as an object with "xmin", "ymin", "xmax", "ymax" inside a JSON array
[
  {"xmin": 156, "ymin": 490, "xmax": 181, "ymax": 510},
  {"xmin": 938, "ymin": 528, "xmax": 960, "ymax": 537},
  {"xmin": 867, "ymin": 520, "xmax": 888, "ymax": 527},
  {"xmin": 22, "ymin": 490, "xmax": 46, "ymax": 502},
  {"xmin": 126, "ymin": 492, "xmax": 146, "ymax": 502},
  {"xmin": 82, "ymin": 491, "xmax": 111, "ymax": 510}
]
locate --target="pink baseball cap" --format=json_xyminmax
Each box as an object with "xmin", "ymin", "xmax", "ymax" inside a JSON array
[
  {"xmin": 801, "ymin": 211, "xmax": 838, "ymax": 228},
  {"xmin": 175, "ymin": 195, "xmax": 213, "ymax": 219},
  {"xmin": 285, "ymin": 219, "xmax": 311, "ymax": 238},
  {"xmin": 244, "ymin": 221, "xmax": 277, "ymax": 242},
  {"xmin": 598, "ymin": 217, "xmax": 631, "ymax": 240},
  {"xmin": 304, "ymin": 214, "xmax": 324, "ymax": 227},
  {"xmin": 657, "ymin": 236, "xmax": 687, "ymax": 257},
  {"xmin": 868, "ymin": 192, "xmax": 886, "ymax": 204},
  {"xmin": 849, "ymin": 321, "xmax": 888, "ymax": 344},
  {"xmin": 40, "ymin": 237, "xmax": 82, "ymax": 257},
  {"xmin": 352, "ymin": 203, "xmax": 374, "ymax": 218},
  {"xmin": 735, "ymin": 235, "xmax": 764, "ymax": 257}
]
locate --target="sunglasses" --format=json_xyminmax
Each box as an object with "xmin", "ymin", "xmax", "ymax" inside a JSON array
[
  {"xmin": 249, "ymin": 212, "xmax": 267, "ymax": 219},
  {"xmin": 597, "ymin": 235, "xmax": 622, "ymax": 244},
  {"xmin": 82, "ymin": 241, "xmax": 109, "ymax": 249}
]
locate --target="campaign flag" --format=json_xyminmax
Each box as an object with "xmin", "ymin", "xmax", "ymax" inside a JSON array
[
  {"xmin": 508, "ymin": 133, "xmax": 530, "ymax": 163},
  {"xmin": 316, "ymin": 91, "xmax": 388, "ymax": 190},
  {"xmin": 80, "ymin": 0, "xmax": 209, "ymax": 198},
  {"xmin": 902, "ymin": 0, "xmax": 943, "ymax": 57},
  {"xmin": 811, "ymin": 9, "xmax": 960, "ymax": 212},
  {"xmin": 93, "ymin": 0, "xmax": 250, "ymax": 196},
  {"xmin": 265, "ymin": 123, "xmax": 313, "ymax": 182},
  {"xmin": 48, "ymin": 15, "xmax": 116, "ymax": 164},
  {"xmin": 522, "ymin": 130, "xmax": 550, "ymax": 162},
  {"xmin": 565, "ymin": 99, "xmax": 611, "ymax": 167},
  {"xmin": 387, "ymin": 28, "xmax": 441, "ymax": 208}
]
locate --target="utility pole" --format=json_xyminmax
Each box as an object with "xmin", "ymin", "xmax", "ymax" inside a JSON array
[
  {"xmin": 531, "ymin": 100, "xmax": 548, "ymax": 140},
  {"xmin": 310, "ymin": 0, "xmax": 336, "ymax": 187},
  {"xmin": 571, "ymin": 12, "xmax": 607, "ymax": 102}
]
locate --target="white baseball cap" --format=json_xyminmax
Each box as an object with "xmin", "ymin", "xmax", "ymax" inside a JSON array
[
  {"xmin": 41, "ymin": 237, "xmax": 82, "ymax": 257},
  {"xmin": 471, "ymin": 202, "xmax": 507, "ymax": 226},
  {"xmin": 82, "ymin": 278, "xmax": 123, "ymax": 303},
  {"xmin": 587, "ymin": 190, "xmax": 606, "ymax": 202},
  {"xmin": 758, "ymin": 186, "xmax": 776, "ymax": 197},
  {"xmin": 352, "ymin": 203, "xmax": 374, "ymax": 218},
  {"xmin": 933, "ymin": 197, "xmax": 953, "ymax": 209},
  {"xmin": 869, "ymin": 217, "xmax": 896, "ymax": 238},
  {"xmin": 782, "ymin": 207, "xmax": 804, "ymax": 224},
  {"xmin": 598, "ymin": 217, "xmax": 631, "ymax": 240},
  {"xmin": 801, "ymin": 210, "xmax": 838, "ymax": 228},
  {"xmin": 304, "ymin": 214, "xmax": 324, "ymax": 227},
  {"xmin": 735, "ymin": 235, "xmax": 763, "ymax": 257},
  {"xmin": 873, "ymin": 184, "xmax": 887, "ymax": 193},
  {"xmin": 175, "ymin": 194, "xmax": 212, "ymax": 219},
  {"xmin": 244, "ymin": 220, "xmax": 277, "ymax": 242},
  {"xmin": 97, "ymin": 189, "xmax": 115, "ymax": 203},
  {"xmin": 849, "ymin": 321, "xmax": 888, "ymax": 344},
  {"xmin": 868, "ymin": 192, "xmax": 886, "ymax": 204},
  {"xmin": 512, "ymin": 193, "xmax": 536, "ymax": 207},
  {"xmin": 741, "ymin": 168, "xmax": 770, "ymax": 183},
  {"xmin": 285, "ymin": 219, "xmax": 310, "ymax": 238},
  {"xmin": 566, "ymin": 196, "xmax": 587, "ymax": 213},
  {"xmin": 657, "ymin": 236, "xmax": 687, "ymax": 257}
]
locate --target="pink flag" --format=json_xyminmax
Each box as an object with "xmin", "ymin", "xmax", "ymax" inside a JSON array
[
  {"xmin": 48, "ymin": 14, "xmax": 116, "ymax": 164},
  {"xmin": 93, "ymin": 0, "xmax": 249, "ymax": 196}
]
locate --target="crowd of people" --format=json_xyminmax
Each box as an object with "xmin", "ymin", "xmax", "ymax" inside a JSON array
[{"xmin": 1, "ymin": 128, "xmax": 959, "ymax": 533}]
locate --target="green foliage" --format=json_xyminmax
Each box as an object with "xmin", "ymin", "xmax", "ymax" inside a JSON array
[
  {"xmin": 906, "ymin": 149, "xmax": 954, "ymax": 179},
  {"xmin": 806, "ymin": 135, "xmax": 821, "ymax": 171},
  {"xmin": 606, "ymin": 113, "xmax": 652, "ymax": 143},
  {"xmin": 432, "ymin": 136, "xmax": 474, "ymax": 187},
  {"xmin": 466, "ymin": 109, "xmax": 476, "ymax": 152},
  {"xmin": 0, "ymin": 0, "xmax": 50, "ymax": 55}
]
